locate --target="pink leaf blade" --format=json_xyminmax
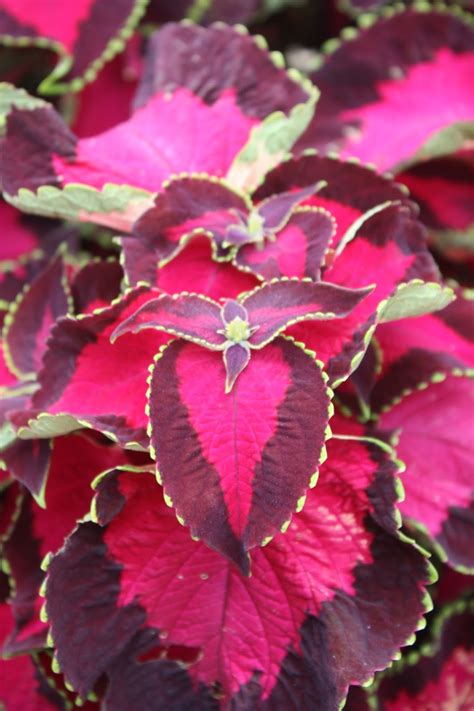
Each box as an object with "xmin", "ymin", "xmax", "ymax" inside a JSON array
[
  {"xmin": 234, "ymin": 207, "xmax": 336, "ymax": 280},
  {"xmin": 148, "ymin": 338, "xmax": 332, "ymax": 569},
  {"xmin": 45, "ymin": 431, "xmax": 431, "ymax": 705}
]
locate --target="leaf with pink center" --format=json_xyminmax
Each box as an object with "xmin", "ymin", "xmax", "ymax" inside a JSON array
[
  {"xmin": 44, "ymin": 426, "xmax": 432, "ymax": 706},
  {"xmin": 132, "ymin": 175, "xmax": 250, "ymax": 265},
  {"xmin": 112, "ymin": 278, "xmax": 373, "ymax": 358},
  {"xmin": 120, "ymin": 234, "xmax": 259, "ymax": 299},
  {"xmin": 12, "ymin": 289, "xmax": 168, "ymax": 448},
  {"xmin": 1, "ymin": 23, "xmax": 310, "ymax": 227},
  {"xmin": 2, "ymin": 254, "xmax": 70, "ymax": 380},
  {"xmin": 0, "ymin": 0, "xmax": 147, "ymax": 93},
  {"xmin": 374, "ymin": 600, "xmax": 474, "ymax": 711},
  {"xmin": 296, "ymin": 7, "xmax": 474, "ymax": 171},
  {"xmin": 147, "ymin": 337, "xmax": 332, "ymax": 569},
  {"xmin": 2, "ymin": 433, "xmax": 133, "ymax": 654},
  {"xmin": 398, "ymin": 149, "xmax": 474, "ymax": 261},
  {"xmin": 368, "ymin": 291, "xmax": 474, "ymax": 413},
  {"xmin": 379, "ymin": 375, "xmax": 474, "ymax": 572},
  {"xmin": 234, "ymin": 207, "xmax": 336, "ymax": 280}
]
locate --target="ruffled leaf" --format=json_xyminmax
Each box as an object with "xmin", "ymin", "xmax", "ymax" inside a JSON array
[
  {"xmin": 112, "ymin": 293, "xmax": 225, "ymax": 348},
  {"xmin": 113, "ymin": 279, "xmax": 372, "ymax": 354},
  {"xmin": 45, "ymin": 426, "xmax": 431, "ymax": 706},
  {"xmin": 370, "ymin": 292, "xmax": 474, "ymax": 413},
  {"xmin": 71, "ymin": 259, "xmax": 123, "ymax": 315},
  {"xmin": 148, "ymin": 337, "xmax": 332, "ymax": 569},
  {"xmin": 243, "ymin": 279, "xmax": 373, "ymax": 347},
  {"xmin": 3, "ymin": 433, "xmax": 131, "ymax": 653}
]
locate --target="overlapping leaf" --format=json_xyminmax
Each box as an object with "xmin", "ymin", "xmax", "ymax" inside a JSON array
[
  {"xmin": 374, "ymin": 599, "xmax": 474, "ymax": 711},
  {"xmin": 12, "ymin": 288, "xmax": 168, "ymax": 448},
  {"xmin": 297, "ymin": 6, "xmax": 474, "ymax": 171},
  {"xmin": 147, "ymin": 337, "xmax": 332, "ymax": 570},
  {"xmin": 0, "ymin": 23, "xmax": 312, "ymax": 228},
  {"xmin": 2, "ymin": 433, "xmax": 132, "ymax": 654},
  {"xmin": 0, "ymin": 0, "xmax": 147, "ymax": 93},
  {"xmin": 379, "ymin": 375, "xmax": 474, "ymax": 572},
  {"xmin": 45, "ymin": 423, "xmax": 432, "ymax": 707}
]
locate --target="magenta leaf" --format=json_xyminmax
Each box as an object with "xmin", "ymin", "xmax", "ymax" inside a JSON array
[
  {"xmin": 111, "ymin": 293, "xmax": 225, "ymax": 348},
  {"xmin": 375, "ymin": 600, "xmax": 474, "ymax": 711},
  {"xmin": 112, "ymin": 279, "xmax": 372, "ymax": 390},
  {"xmin": 45, "ymin": 427, "xmax": 431, "ymax": 705},
  {"xmin": 133, "ymin": 175, "xmax": 249, "ymax": 264},
  {"xmin": 120, "ymin": 233, "xmax": 258, "ymax": 299},
  {"xmin": 296, "ymin": 6, "xmax": 474, "ymax": 170},
  {"xmin": 3, "ymin": 253, "xmax": 70, "ymax": 379},
  {"xmin": 1, "ymin": 23, "xmax": 309, "ymax": 227},
  {"xmin": 379, "ymin": 375, "xmax": 474, "ymax": 572},
  {"xmin": 242, "ymin": 279, "xmax": 373, "ymax": 348},
  {"xmin": 148, "ymin": 337, "xmax": 331, "ymax": 569},
  {"xmin": 17, "ymin": 288, "xmax": 169, "ymax": 448},
  {"xmin": 398, "ymin": 149, "xmax": 474, "ymax": 260},
  {"xmin": 0, "ymin": 0, "xmax": 146, "ymax": 93},
  {"xmin": 369, "ymin": 292, "xmax": 474, "ymax": 413},
  {"xmin": 0, "ymin": 652, "xmax": 60, "ymax": 710},
  {"xmin": 2, "ymin": 433, "xmax": 131, "ymax": 655},
  {"xmin": 235, "ymin": 206, "xmax": 336, "ymax": 280}
]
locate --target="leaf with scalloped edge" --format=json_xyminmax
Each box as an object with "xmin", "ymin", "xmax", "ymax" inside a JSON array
[
  {"xmin": 71, "ymin": 259, "xmax": 123, "ymax": 315},
  {"xmin": 379, "ymin": 375, "xmax": 474, "ymax": 572},
  {"xmin": 234, "ymin": 206, "xmax": 336, "ymax": 280},
  {"xmin": 11, "ymin": 288, "xmax": 168, "ymax": 449},
  {"xmin": 45, "ymin": 420, "xmax": 432, "ymax": 706},
  {"xmin": 133, "ymin": 175, "xmax": 249, "ymax": 265},
  {"xmin": 1, "ymin": 23, "xmax": 310, "ymax": 225},
  {"xmin": 366, "ymin": 291, "xmax": 474, "ymax": 413},
  {"xmin": 2, "ymin": 433, "xmax": 132, "ymax": 655},
  {"xmin": 120, "ymin": 234, "xmax": 259, "ymax": 300},
  {"xmin": 2, "ymin": 253, "xmax": 70, "ymax": 380},
  {"xmin": 112, "ymin": 279, "xmax": 373, "ymax": 354},
  {"xmin": 297, "ymin": 6, "xmax": 474, "ymax": 171},
  {"xmin": 0, "ymin": 0, "xmax": 147, "ymax": 94},
  {"xmin": 147, "ymin": 337, "xmax": 332, "ymax": 570},
  {"xmin": 374, "ymin": 599, "xmax": 474, "ymax": 711},
  {"xmin": 398, "ymin": 148, "xmax": 474, "ymax": 261}
]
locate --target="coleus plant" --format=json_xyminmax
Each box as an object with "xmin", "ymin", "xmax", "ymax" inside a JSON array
[
  {"xmin": 0, "ymin": 5, "xmax": 473, "ymax": 711},
  {"xmin": 0, "ymin": 0, "xmax": 148, "ymax": 93}
]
